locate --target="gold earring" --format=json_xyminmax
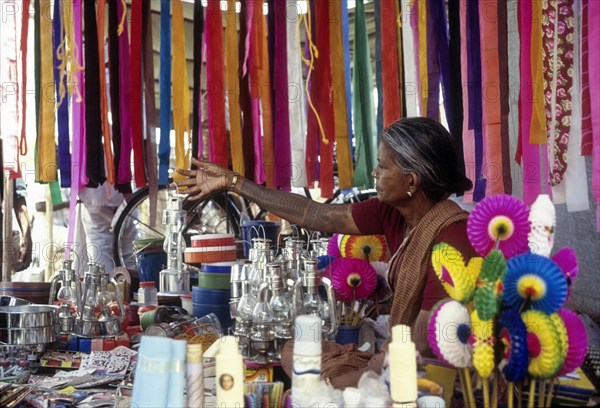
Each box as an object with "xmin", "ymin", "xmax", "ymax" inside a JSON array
[{"xmin": 407, "ymin": 191, "xmax": 412, "ymax": 197}]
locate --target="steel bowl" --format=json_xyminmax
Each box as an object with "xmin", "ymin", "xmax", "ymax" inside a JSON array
[
  {"xmin": 0, "ymin": 296, "xmax": 32, "ymax": 307},
  {"xmin": 0, "ymin": 305, "xmax": 58, "ymax": 329},
  {"xmin": 0, "ymin": 326, "xmax": 57, "ymax": 345}
]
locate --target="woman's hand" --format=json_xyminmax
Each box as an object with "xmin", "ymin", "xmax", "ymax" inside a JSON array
[{"xmin": 174, "ymin": 158, "xmax": 234, "ymax": 201}]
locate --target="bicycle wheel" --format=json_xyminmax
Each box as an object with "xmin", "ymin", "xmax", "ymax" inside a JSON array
[{"xmin": 112, "ymin": 186, "xmax": 240, "ymax": 269}]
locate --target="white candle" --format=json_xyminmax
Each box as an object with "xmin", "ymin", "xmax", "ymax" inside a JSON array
[{"xmin": 389, "ymin": 325, "xmax": 418, "ymax": 408}]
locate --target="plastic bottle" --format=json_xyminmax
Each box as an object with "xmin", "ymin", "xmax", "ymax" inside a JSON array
[
  {"xmin": 216, "ymin": 336, "xmax": 244, "ymax": 407},
  {"xmin": 292, "ymin": 315, "xmax": 322, "ymax": 390},
  {"xmin": 186, "ymin": 343, "xmax": 204, "ymax": 408},
  {"xmin": 138, "ymin": 281, "xmax": 158, "ymax": 306},
  {"xmin": 389, "ymin": 324, "xmax": 418, "ymax": 408}
]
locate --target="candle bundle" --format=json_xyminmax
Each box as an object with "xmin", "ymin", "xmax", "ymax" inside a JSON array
[{"xmin": 428, "ymin": 194, "xmax": 588, "ymax": 408}]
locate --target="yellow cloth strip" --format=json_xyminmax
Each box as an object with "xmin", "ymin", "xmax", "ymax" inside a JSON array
[
  {"xmin": 37, "ymin": 0, "xmax": 57, "ymax": 182},
  {"xmin": 329, "ymin": 0, "xmax": 353, "ymax": 189},
  {"xmin": 62, "ymin": 0, "xmax": 83, "ymax": 103},
  {"xmin": 172, "ymin": 0, "xmax": 191, "ymax": 182},
  {"xmin": 226, "ymin": 0, "xmax": 245, "ymax": 176},
  {"xmin": 258, "ymin": 4, "xmax": 275, "ymax": 188},
  {"xmin": 529, "ymin": 1, "xmax": 547, "ymax": 144},
  {"xmin": 418, "ymin": 0, "xmax": 428, "ymax": 117}
]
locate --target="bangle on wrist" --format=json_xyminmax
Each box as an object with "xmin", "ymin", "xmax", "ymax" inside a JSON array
[{"xmin": 229, "ymin": 172, "xmax": 239, "ymax": 191}]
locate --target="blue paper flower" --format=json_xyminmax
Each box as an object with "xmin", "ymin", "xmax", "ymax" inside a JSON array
[{"xmin": 498, "ymin": 309, "xmax": 528, "ymax": 382}]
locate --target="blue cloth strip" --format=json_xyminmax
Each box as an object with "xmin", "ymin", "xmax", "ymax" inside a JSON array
[
  {"xmin": 466, "ymin": 0, "xmax": 486, "ymax": 200},
  {"xmin": 53, "ymin": 0, "xmax": 70, "ymax": 187},
  {"xmin": 158, "ymin": 0, "xmax": 172, "ymax": 186}
]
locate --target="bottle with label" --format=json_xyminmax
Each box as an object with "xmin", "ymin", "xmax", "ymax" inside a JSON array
[
  {"xmin": 216, "ymin": 336, "xmax": 244, "ymax": 407},
  {"xmin": 292, "ymin": 315, "xmax": 322, "ymax": 390},
  {"xmin": 389, "ymin": 324, "xmax": 418, "ymax": 408},
  {"xmin": 186, "ymin": 343, "xmax": 204, "ymax": 408},
  {"xmin": 138, "ymin": 281, "xmax": 158, "ymax": 307}
]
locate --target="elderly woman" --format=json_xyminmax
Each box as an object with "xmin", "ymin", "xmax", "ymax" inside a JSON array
[{"xmin": 176, "ymin": 117, "xmax": 476, "ymax": 387}]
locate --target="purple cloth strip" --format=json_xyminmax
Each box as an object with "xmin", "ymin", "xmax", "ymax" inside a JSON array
[
  {"xmin": 272, "ymin": 0, "xmax": 291, "ymax": 190},
  {"xmin": 117, "ymin": 0, "xmax": 132, "ymax": 185}
]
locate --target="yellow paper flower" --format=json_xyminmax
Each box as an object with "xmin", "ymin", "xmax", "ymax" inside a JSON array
[
  {"xmin": 471, "ymin": 309, "xmax": 495, "ymax": 379},
  {"xmin": 488, "ymin": 215, "xmax": 515, "ymax": 241},
  {"xmin": 340, "ymin": 234, "xmax": 388, "ymax": 262},
  {"xmin": 431, "ymin": 243, "xmax": 479, "ymax": 303},
  {"xmin": 550, "ymin": 313, "xmax": 568, "ymax": 368},
  {"xmin": 517, "ymin": 274, "xmax": 547, "ymax": 301},
  {"xmin": 522, "ymin": 310, "xmax": 563, "ymax": 379}
]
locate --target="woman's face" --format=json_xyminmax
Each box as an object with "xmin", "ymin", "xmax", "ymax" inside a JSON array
[{"xmin": 372, "ymin": 142, "xmax": 410, "ymax": 205}]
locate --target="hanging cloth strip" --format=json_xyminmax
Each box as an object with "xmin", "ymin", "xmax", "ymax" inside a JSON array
[
  {"xmin": 341, "ymin": 0, "xmax": 354, "ymax": 157},
  {"xmin": 130, "ymin": 0, "xmax": 146, "ymax": 188},
  {"xmin": 206, "ymin": 0, "xmax": 229, "ymax": 168},
  {"xmin": 158, "ymin": 0, "xmax": 171, "ymax": 186},
  {"xmin": 96, "ymin": 0, "xmax": 115, "ymax": 186},
  {"xmin": 239, "ymin": 0, "xmax": 256, "ymax": 181},
  {"xmin": 244, "ymin": 0, "xmax": 265, "ymax": 183},
  {"xmin": 402, "ymin": 0, "xmax": 418, "ymax": 117},
  {"xmin": 460, "ymin": 0, "xmax": 475, "ymax": 203},
  {"xmin": 19, "ymin": 0, "xmax": 31, "ymax": 164},
  {"xmin": 172, "ymin": 0, "xmax": 191, "ymax": 183},
  {"xmin": 84, "ymin": 0, "xmax": 106, "ymax": 188},
  {"xmin": 394, "ymin": 0, "xmax": 405, "ymax": 120},
  {"xmin": 446, "ymin": 0, "xmax": 466, "ymax": 185},
  {"xmin": 553, "ymin": 2, "xmax": 589, "ymax": 212},
  {"xmin": 497, "ymin": 0, "xmax": 513, "ymax": 194},
  {"xmin": 304, "ymin": 1, "xmax": 318, "ymax": 188},
  {"xmin": 225, "ymin": 0, "xmax": 243, "ymax": 175},
  {"xmin": 66, "ymin": 0, "xmax": 87, "ymax": 260},
  {"xmin": 37, "ymin": 0, "xmax": 58, "ymax": 182},
  {"xmin": 589, "ymin": 1, "xmax": 600, "ymax": 230},
  {"xmin": 287, "ymin": 0, "xmax": 307, "ymax": 188},
  {"xmin": 271, "ymin": 0, "xmax": 292, "ymax": 190},
  {"xmin": 53, "ymin": 0, "xmax": 71, "ymax": 187},
  {"xmin": 352, "ymin": 0, "xmax": 377, "ymax": 190},
  {"xmin": 313, "ymin": 0, "xmax": 335, "ymax": 198},
  {"xmin": 425, "ymin": 0, "xmax": 440, "ymax": 121},
  {"xmin": 433, "ymin": 0, "xmax": 451, "ymax": 130},
  {"xmin": 380, "ymin": 0, "xmax": 402, "ymax": 127},
  {"xmin": 580, "ymin": 2, "xmax": 592, "ymax": 156},
  {"xmin": 192, "ymin": 0, "xmax": 204, "ymax": 167},
  {"xmin": 0, "ymin": 0, "xmax": 20, "ymax": 178},
  {"xmin": 516, "ymin": 0, "xmax": 542, "ymax": 205},
  {"xmin": 142, "ymin": 0, "xmax": 159, "ymax": 226},
  {"xmin": 507, "ymin": 0, "xmax": 521, "ymax": 197},
  {"xmin": 478, "ymin": 0, "xmax": 505, "ymax": 196},
  {"xmin": 542, "ymin": 0, "xmax": 574, "ymax": 187},
  {"xmin": 374, "ymin": 0, "xmax": 383, "ymax": 137},
  {"xmin": 417, "ymin": 0, "xmax": 428, "ymax": 116},
  {"xmin": 108, "ymin": 0, "xmax": 128, "ymax": 193},
  {"xmin": 466, "ymin": 0, "xmax": 485, "ymax": 201},
  {"xmin": 117, "ymin": 0, "xmax": 132, "ymax": 187},
  {"xmin": 261, "ymin": 0, "xmax": 275, "ymax": 189},
  {"xmin": 330, "ymin": 0, "xmax": 353, "ymax": 190}
]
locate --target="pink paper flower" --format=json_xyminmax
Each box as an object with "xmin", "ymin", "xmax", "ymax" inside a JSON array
[{"xmin": 330, "ymin": 258, "xmax": 378, "ymax": 301}]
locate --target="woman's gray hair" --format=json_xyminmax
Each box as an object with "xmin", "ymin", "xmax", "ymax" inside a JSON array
[{"xmin": 382, "ymin": 117, "xmax": 472, "ymax": 201}]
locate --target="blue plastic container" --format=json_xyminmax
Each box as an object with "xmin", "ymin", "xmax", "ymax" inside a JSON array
[
  {"xmin": 241, "ymin": 221, "xmax": 281, "ymax": 257},
  {"xmin": 201, "ymin": 262, "xmax": 237, "ymax": 274},
  {"xmin": 137, "ymin": 251, "xmax": 167, "ymax": 283},
  {"xmin": 192, "ymin": 303, "xmax": 232, "ymax": 330},
  {"xmin": 192, "ymin": 287, "xmax": 231, "ymax": 305},
  {"xmin": 335, "ymin": 325, "xmax": 361, "ymax": 345}
]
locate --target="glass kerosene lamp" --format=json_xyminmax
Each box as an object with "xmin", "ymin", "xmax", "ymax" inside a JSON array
[
  {"xmin": 158, "ymin": 188, "xmax": 191, "ymax": 296},
  {"xmin": 250, "ymin": 283, "xmax": 274, "ymax": 364},
  {"xmin": 247, "ymin": 238, "xmax": 272, "ymax": 294},
  {"xmin": 267, "ymin": 263, "xmax": 294, "ymax": 358},
  {"xmin": 49, "ymin": 259, "xmax": 83, "ymax": 334}
]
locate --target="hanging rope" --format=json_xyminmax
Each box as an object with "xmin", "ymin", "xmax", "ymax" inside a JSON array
[{"xmin": 296, "ymin": 5, "xmax": 329, "ymax": 145}]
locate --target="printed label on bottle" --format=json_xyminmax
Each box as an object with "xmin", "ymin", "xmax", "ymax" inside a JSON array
[{"xmin": 292, "ymin": 354, "xmax": 321, "ymax": 385}]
